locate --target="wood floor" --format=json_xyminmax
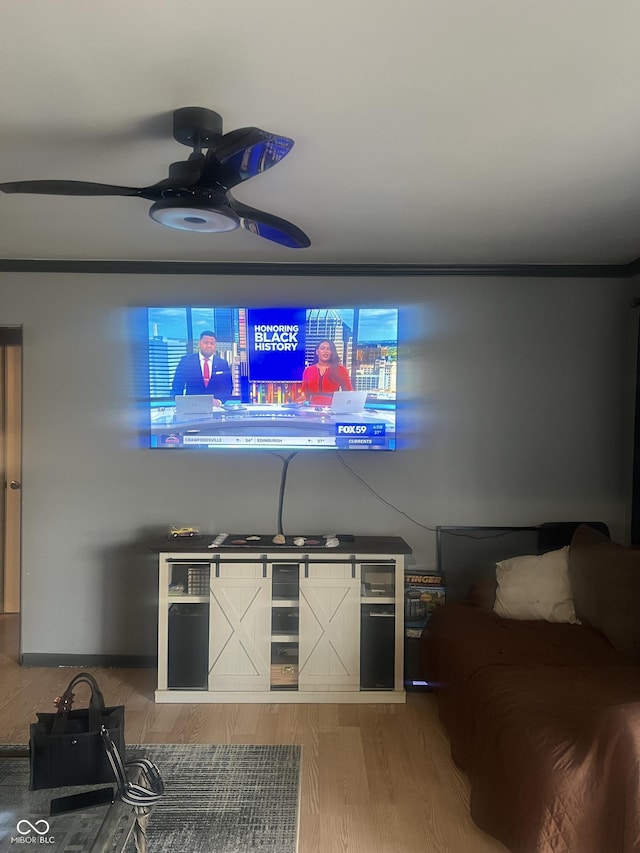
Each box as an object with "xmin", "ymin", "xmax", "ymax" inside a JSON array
[{"xmin": 0, "ymin": 615, "xmax": 506, "ymax": 853}]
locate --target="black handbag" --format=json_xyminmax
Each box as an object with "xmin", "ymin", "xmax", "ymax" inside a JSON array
[{"xmin": 29, "ymin": 672, "xmax": 125, "ymax": 790}]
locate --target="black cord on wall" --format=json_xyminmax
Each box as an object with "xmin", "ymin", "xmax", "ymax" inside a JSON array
[
  {"xmin": 271, "ymin": 451, "xmax": 299, "ymax": 535},
  {"xmin": 269, "ymin": 449, "xmax": 435, "ymax": 535},
  {"xmin": 335, "ymin": 453, "xmax": 436, "ymax": 531}
]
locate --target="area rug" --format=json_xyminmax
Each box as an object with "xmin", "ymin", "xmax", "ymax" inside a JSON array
[
  {"xmin": 0, "ymin": 743, "xmax": 301, "ymax": 853},
  {"xmin": 125, "ymin": 743, "xmax": 300, "ymax": 853}
]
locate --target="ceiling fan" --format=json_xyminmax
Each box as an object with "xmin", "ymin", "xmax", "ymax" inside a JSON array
[{"xmin": 0, "ymin": 107, "xmax": 311, "ymax": 249}]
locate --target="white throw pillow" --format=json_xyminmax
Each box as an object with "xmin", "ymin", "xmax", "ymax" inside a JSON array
[{"xmin": 493, "ymin": 546, "xmax": 580, "ymax": 623}]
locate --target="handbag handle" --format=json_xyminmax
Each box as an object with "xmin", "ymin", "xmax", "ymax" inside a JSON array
[
  {"xmin": 51, "ymin": 672, "xmax": 108, "ymax": 735},
  {"xmin": 100, "ymin": 725, "xmax": 164, "ymax": 810}
]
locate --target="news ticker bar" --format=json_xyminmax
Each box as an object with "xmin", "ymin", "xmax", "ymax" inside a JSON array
[
  {"xmin": 178, "ymin": 436, "xmax": 387, "ymax": 447},
  {"xmin": 181, "ymin": 435, "xmax": 337, "ymax": 446},
  {"xmin": 159, "ymin": 435, "xmax": 393, "ymax": 449}
]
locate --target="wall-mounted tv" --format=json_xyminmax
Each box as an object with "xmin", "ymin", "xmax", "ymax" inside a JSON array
[{"xmin": 141, "ymin": 306, "xmax": 398, "ymax": 451}]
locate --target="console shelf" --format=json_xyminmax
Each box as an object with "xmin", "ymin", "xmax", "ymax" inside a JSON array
[{"xmin": 154, "ymin": 536, "xmax": 411, "ymax": 703}]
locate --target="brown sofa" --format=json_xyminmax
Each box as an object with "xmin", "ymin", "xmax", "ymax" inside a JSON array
[{"xmin": 421, "ymin": 523, "xmax": 640, "ymax": 853}]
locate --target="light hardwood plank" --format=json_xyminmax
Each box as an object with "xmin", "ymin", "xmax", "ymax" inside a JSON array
[{"xmin": 0, "ymin": 614, "xmax": 506, "ymax": 852}]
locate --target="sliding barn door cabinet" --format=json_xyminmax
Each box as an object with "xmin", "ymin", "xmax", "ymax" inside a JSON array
[{"xmin": 154, "ymin": 536, "xmax": 410, "ymax": 703}]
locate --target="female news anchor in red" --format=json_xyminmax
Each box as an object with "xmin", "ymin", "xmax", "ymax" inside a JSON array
[{"xmin": 300, "ymin": 339, "xmax": 353, "ymax": 405}]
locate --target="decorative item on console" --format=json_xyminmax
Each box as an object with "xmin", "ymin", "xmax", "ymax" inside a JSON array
[
  {"xmin": 205, "ymin": 533, "xmax": 344, "ymax": 548},
  {"xmin": 169, "ymin": 525, "xmax": 200, "ymax": 539}
]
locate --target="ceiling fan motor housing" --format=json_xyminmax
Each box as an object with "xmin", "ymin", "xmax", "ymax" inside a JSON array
[{"xmin": 173, "ymin": 107, "xmax": 223, "ymax": 148}]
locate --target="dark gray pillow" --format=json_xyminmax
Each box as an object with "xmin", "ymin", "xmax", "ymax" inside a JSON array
[{"xmin": 568, "ymin": 524, "xmax": 640, "ymax": 662}]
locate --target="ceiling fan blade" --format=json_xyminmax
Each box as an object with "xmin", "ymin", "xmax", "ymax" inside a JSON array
[
  {"xmin": 228, "ymin": 199, "xmax": 310, "ymax": 248},
  {"xmin": 202, "ymin": 129, "xmax": 294, "ymax": 189},
  {"xmin": 0, "ymin": 180, "xmax": 142, "ymax": 197}
]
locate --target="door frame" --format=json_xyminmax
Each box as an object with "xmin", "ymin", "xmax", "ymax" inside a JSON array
[{"xmin": 0, "ymin": 326, "xmax": 23, "ymax": 614}]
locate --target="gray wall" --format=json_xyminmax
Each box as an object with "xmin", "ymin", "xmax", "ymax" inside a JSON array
[{"xmin": 0, "ymin": 271, "xmax": 636, "ymax": 659}]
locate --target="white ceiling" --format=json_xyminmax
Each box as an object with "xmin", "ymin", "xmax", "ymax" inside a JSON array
[{"xmin": 2, "ymin": 1, "xmax": 640, "ymax": 266}]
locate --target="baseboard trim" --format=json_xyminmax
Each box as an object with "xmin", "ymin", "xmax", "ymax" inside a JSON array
[{"xmin": 21, "ymin": 653, "xmax": 157, "ymax": 668}]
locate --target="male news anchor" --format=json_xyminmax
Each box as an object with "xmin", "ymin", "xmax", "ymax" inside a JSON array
[{"xmin": 171, "ymin": 330, "xmax": 233, "ymax": 404}]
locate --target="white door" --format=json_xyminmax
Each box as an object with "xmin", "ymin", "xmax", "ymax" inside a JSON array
[
  {"xmin": 208, "ymin": 563, "xmax": 271, "ymax": 691},
  {"xmin": 299, "ymin": 562, "xmax": 360, "ymax": 692}
]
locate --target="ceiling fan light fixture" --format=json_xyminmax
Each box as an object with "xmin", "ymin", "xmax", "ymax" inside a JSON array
[{"xmin": 149, "ymin": 199, "xmax": 240, "ymax": 233}]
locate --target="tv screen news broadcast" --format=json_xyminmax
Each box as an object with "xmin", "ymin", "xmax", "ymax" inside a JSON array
[{"xmin": 142, "ymin": 306, "xmax": 398, "ymax": 451}]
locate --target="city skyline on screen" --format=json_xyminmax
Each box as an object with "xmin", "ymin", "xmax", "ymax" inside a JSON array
[{"xmin": 148, "ymin": 306, "xmax": 398, "ymax": 344}]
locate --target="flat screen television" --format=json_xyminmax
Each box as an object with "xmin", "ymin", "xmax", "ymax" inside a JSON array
[{"xmin": 140, "ymin": 306, "xmax": 398, "ymax": 451}]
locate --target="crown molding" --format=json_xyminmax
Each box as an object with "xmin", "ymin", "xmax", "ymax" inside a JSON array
[
  {"xmin": 626, "ymin": 256, "xmax": 640, "ymax": 277},
  {"xmin": 0, "ymin": 259, "xmax": 637, "ymax": 277}
]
